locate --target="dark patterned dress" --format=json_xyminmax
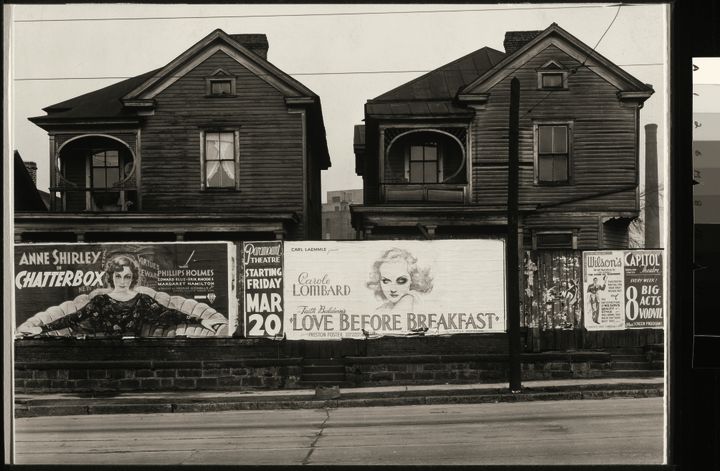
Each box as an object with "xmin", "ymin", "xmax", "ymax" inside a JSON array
[{"xmin": 39, "ymin": 293, "xmax": 203, "ymax": 336}]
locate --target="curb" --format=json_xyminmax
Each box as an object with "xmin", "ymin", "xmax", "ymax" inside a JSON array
[{"xmin": 14, "ymin": 383, "xmax": 663, "ymax": 418}]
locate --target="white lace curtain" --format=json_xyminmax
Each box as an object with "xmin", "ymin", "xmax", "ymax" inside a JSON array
[{"xmin": 205, "ymin": 132, "xmax": 235, "ymax": 186}]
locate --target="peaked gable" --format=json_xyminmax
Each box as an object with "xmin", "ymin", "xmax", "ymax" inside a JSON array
[
  {"xmin": 123, "ymin": 29, "xmax": 316, "ymax": 102},
  {"xmin": 460, "ymin": 23, "xmax": 653, "ymax": 98}
]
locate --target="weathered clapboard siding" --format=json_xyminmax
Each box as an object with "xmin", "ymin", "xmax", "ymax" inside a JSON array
[
  {"xmin": 472, "ymin": 45, "xmax": 638, "ymax": 211},
  {"xmin": 140, "ymin": 51, "xmax": 306, "ymax": 224}
]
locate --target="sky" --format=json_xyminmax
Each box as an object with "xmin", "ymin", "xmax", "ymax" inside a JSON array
[{"xmin": 7, "ymin": 3, "xmax": 668, "ymax": 209}]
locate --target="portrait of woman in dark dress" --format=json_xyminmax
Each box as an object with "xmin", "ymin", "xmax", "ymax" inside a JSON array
[{"xmin": 17, "ymin": 254, "xmax": 225, "ymax": 337}]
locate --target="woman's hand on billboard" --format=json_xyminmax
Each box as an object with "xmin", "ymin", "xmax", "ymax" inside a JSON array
[
  {"xmin": 16, "ymin": 325, "xmax": 43, "ymax": 337},
  {"xmin": 201, "ymin": 318, "xmax": 225, "ymax": 333}
]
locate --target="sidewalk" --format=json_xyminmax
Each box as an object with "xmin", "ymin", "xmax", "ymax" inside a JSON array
[{"xmin": 15, "ymin": 377, "xmax": 664, "ymax": 418}]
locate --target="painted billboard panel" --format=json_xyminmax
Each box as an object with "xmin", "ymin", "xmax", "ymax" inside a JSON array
[
  {"xmin": 283, "ymin": 240, "xmax": 506, "ymax": 340},
  {"xmin": 242, "ymin": 241, "xmax": 284, "ymax": 339},
  {"xmin": 14, "ymin": 242, "xmax": 235, "ymax": 338},
  {"xmin": 583, "ymin": 250, "xmax": 664, "ymax": 331}
]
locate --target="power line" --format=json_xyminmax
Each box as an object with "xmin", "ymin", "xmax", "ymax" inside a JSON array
[
  {"xmin": 13, "ymin": 63, "xmax": 663, "ymax": 82},
  {"xmin": 13, "ymin": 4, "xmax": 612, "ymax": 23}
]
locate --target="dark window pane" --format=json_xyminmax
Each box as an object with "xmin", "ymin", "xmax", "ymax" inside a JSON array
[
  {"xmin": 539, "ymin": 126, "xmax": 553, "ymax": 153},
  {"xmin": 92, "ymin": 168, "xmax": 106, "ymax": 188},
  {"xmin": 552, "ymin": 126, "xmax": 568, "ymax": 153},
  {"xmin": 538, "ymin": 156, "xmax": 553, "ymax": 182},
  {"xmin": 410, "ymin": 162, "xmax": 424, "ymax": 183},
  {"xmin": 541, "ymin": 73, "xmax": 563, "ymax": 88},
  {"xmin": 424, "ymin": 161, "xmax": 438, "ymax": 183},
  {"xmin": 410, "ymin": 145, "xmax": 423, "ymax": 161},
  {"xmin": 106, "ymin": 168, "xmax": 120, "ymax": 187},
  {"xmin": 553, "ymin": 155, "xmax": 568, "ymax": 181},
  {"xmin": 424, "ymin": 144, "xmax": 437, "ymax": 162}
]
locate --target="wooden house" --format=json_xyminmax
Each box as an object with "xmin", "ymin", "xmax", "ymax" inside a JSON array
[
  {"xmin": 18, "ymin": 29, "xmax": 330, "ymax": 243},
  {"xmin": 352, "ymin": 23, "xmax": 653, "ymax": 249}
]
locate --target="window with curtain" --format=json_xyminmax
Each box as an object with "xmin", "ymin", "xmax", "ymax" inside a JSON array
[
  {"xmin": 204, "ymin": 131, "xmax": 237, "ymax": 189},
  {"xmin": 537, "ymin": 124, "xmax": 570, "ymax": 184}
]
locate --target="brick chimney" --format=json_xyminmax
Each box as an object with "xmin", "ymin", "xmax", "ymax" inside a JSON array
[
  {"xmin": 24, "ymin": 161, "xmax": 38, "ymax": 186},
  {"xmin": 503, "ymin": 30, "xmax": 543, "ymax": 54},
  {"xmin": 229, "ymin": 34, "xmax": 269, "ymax": 60},
  {"xmin": 644, "ymin": 123, "xmax": 660, "ymax": 248}
]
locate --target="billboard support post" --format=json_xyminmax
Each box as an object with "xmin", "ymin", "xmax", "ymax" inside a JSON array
[{"xmin": 507, "ymin": 76, "xmax": 522, "ymax": 392}]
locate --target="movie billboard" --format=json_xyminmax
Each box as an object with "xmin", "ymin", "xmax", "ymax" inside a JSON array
[
  {"xmin": 242, "ymin": 241, "xmax": 284, "ymax": 339},
  {"xmin": 582, "ymin": 250, "xmax": 664, "ymax": 331},
  {"xmin": 14, "ymin": 242, "xmax": 236, "ymax": 338},
  {"xmin": 283, "ymin": 240, "xmax": 506, "ymax": 340}
]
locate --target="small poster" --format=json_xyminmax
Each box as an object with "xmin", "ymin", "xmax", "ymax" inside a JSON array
[
  {"xmin": 583, "ymin": 251, "xmax": 625, "ymax": 331},
  {"xmin": 583, "ymin": 250, "xmax": 664, "ymax": 331},
  {"xmin": 242, "ymin": 241, "xmax": 284, "ymax": 338}
]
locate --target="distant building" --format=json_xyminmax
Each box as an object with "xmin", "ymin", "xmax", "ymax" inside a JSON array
[{"xmin": 322, "ymin": 189, "xmax": 363, "ymax": 239}]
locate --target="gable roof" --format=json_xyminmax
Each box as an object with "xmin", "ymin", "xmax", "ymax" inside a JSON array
[
  {"xmin": 366, "ymin": 46, "xmax": 506, "ymax": 118},
  {"xmin": 123, "ymin": 29, "xmax": 316, "ymax": 102},
  {"xmin": 460, "ymin": 23, "xmax": 654, "ymax": 96},
  {"xmin": 30, "ymin": 29, "xmax": 320, "ymax": 123}
]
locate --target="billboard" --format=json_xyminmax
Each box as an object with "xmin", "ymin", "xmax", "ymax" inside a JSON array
[
  {"xmin": 282, "ymin": 240, "xmax": 506, "ymax": 340},
  {"xmin": 242, "ymin": 241, "xmax": 284, "ymax": 338},
  {"xmin": 14, "ymin": 242, "xmax": 236, "ymax": 338},
  {"xmin": 582, "ymin": 250, "xmax": 664, "ymax": 331}
]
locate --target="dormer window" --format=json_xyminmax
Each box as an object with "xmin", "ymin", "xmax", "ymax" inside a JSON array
[
  {"xmin": 537, "ymin": 60, "xmax": 568, "ymax": 90},
  {"xmin": 210, "ymin": 80, "xmax": 232, "ymax": 96},
  {"xmin": 206, "ymin": 68, "xmax": 236, "ymax": 97}
]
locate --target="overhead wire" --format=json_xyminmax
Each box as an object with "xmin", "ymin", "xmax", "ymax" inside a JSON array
[
  {"xmin": 13, "ymin": 63, "xmax": 662, "ymax": 82},
  {"xmin": 13, "ymin": 4, "xmax": 615, "ymax": 23},
  {"xmin": 521, "ymin": 3, "xmax": 623, "ymax": 118}
]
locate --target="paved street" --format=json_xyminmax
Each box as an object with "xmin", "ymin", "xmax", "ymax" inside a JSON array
[{"xmin": 14, "ymin": 397, "xmax": 664, "ymax": 465}]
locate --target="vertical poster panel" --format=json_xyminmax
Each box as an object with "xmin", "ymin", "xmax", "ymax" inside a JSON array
[
  {"xmin": 582, "ymin": 251, "xmax": 625, "ymax": 331},
  {"xmin": 242, "ymin": 241, "xmax": 284, "ymax": 338},
  {"xmin": 14, "ymin": 242, "xmax": 234, "ymax": 337},
  {"xmin": 283, "ymin": 240, "xmax": 506, "ymax": 340},
  {"xmin": 624, "ymin": 250, "xmax": 664, "ymax": 329}
]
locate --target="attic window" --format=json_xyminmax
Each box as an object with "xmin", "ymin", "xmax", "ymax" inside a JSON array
[
  {"xmin": 206, "ymin": 69, "xmax": 236, "ymax": 97},
  {"xmin": 537, "ymin": 61, "xmax": 568, "ymax": 90}
]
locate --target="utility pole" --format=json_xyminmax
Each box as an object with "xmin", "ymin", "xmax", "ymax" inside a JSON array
[{"xmin": 507, "ymin": 76, "xmax": 522, "ymax": 392}]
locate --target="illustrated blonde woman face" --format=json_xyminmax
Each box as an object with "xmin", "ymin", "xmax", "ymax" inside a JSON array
[
  {"xmin": 379, "ymin": 260, "xmax": 411, "ymax": 304},
  {"xmin": 112, "ymin": 266, "xmax": 134, "ymax": 292}
]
